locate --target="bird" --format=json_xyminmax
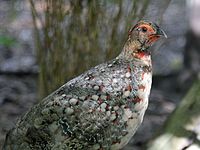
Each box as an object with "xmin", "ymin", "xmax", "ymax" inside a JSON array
[{"xmin": 3, "ymin": 20, "xmax": 167, "ymax": 150}]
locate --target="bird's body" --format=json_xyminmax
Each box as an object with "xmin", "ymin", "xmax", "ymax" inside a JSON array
[{"xmin": 3, "ymin": 20, "xmax": 166, "ymax": 150}]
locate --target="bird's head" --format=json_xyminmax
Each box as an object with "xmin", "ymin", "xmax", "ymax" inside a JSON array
[{"xmin": 127, "ymin": 20, "xmax": 167, "ymax": 51}]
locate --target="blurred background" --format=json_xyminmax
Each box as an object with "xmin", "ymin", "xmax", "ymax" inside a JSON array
[{"xmin": 0, "ymin": 0, "xmax": 200, "ymax": 149}]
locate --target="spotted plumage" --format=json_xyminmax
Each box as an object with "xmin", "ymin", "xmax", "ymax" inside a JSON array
[{"xmin": 3, "ymin": 20, "xmax": 167, "ymax": 150}]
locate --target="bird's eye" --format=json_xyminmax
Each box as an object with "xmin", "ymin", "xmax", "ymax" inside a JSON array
[{"xmin": 141, "ymin": 27, "xmax": 147, "ymax": 32}]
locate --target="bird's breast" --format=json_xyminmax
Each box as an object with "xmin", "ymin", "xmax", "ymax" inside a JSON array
[{"xmin": 109, "ymin": 64, "xmax": 152, "ymax": 149}]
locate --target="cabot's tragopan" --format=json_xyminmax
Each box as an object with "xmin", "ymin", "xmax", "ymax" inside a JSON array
[{"xmin": 4, "ymin": 20, "xmax": 167, "ymax": 150}]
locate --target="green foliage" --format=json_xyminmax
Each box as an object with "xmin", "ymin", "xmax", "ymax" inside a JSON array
[
  {"xmin": 148, "ymin": 80, "xmax": 200, "ymax": 150},
  {"xmin": 0, "ymin": 35, "xmax": 16, "ymax": 47}
]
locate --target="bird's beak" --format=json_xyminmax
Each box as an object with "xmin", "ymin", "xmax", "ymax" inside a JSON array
[{"xmin": 156, "ymin": 28, "xmax": 167, "ymax": 38}]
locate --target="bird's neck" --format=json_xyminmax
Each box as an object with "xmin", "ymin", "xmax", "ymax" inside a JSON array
[{"xmin": 119, "ymin": 40, "xmax": 151, "ymax": 65}]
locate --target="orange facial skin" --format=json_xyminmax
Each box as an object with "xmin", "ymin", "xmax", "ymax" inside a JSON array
[
  {"xmin": 137, "ymin": 24, "xmax": 155, "ymax": 33},
  {"xmin": 137, "ymin": 24, "xmax": 160, "ymax": 43}
]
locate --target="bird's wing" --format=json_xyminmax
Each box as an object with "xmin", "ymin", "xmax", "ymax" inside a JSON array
[
  {"xmin": 45, "ymin": 61, "xmax": 131, "ymax": 146},
  {"xmin": 52, "ymin": 85, "xmax": 133, "ymax": 147},
  {"xmin": 4, "ymin": 61, "xmax": 132, "ymax": 149}
]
